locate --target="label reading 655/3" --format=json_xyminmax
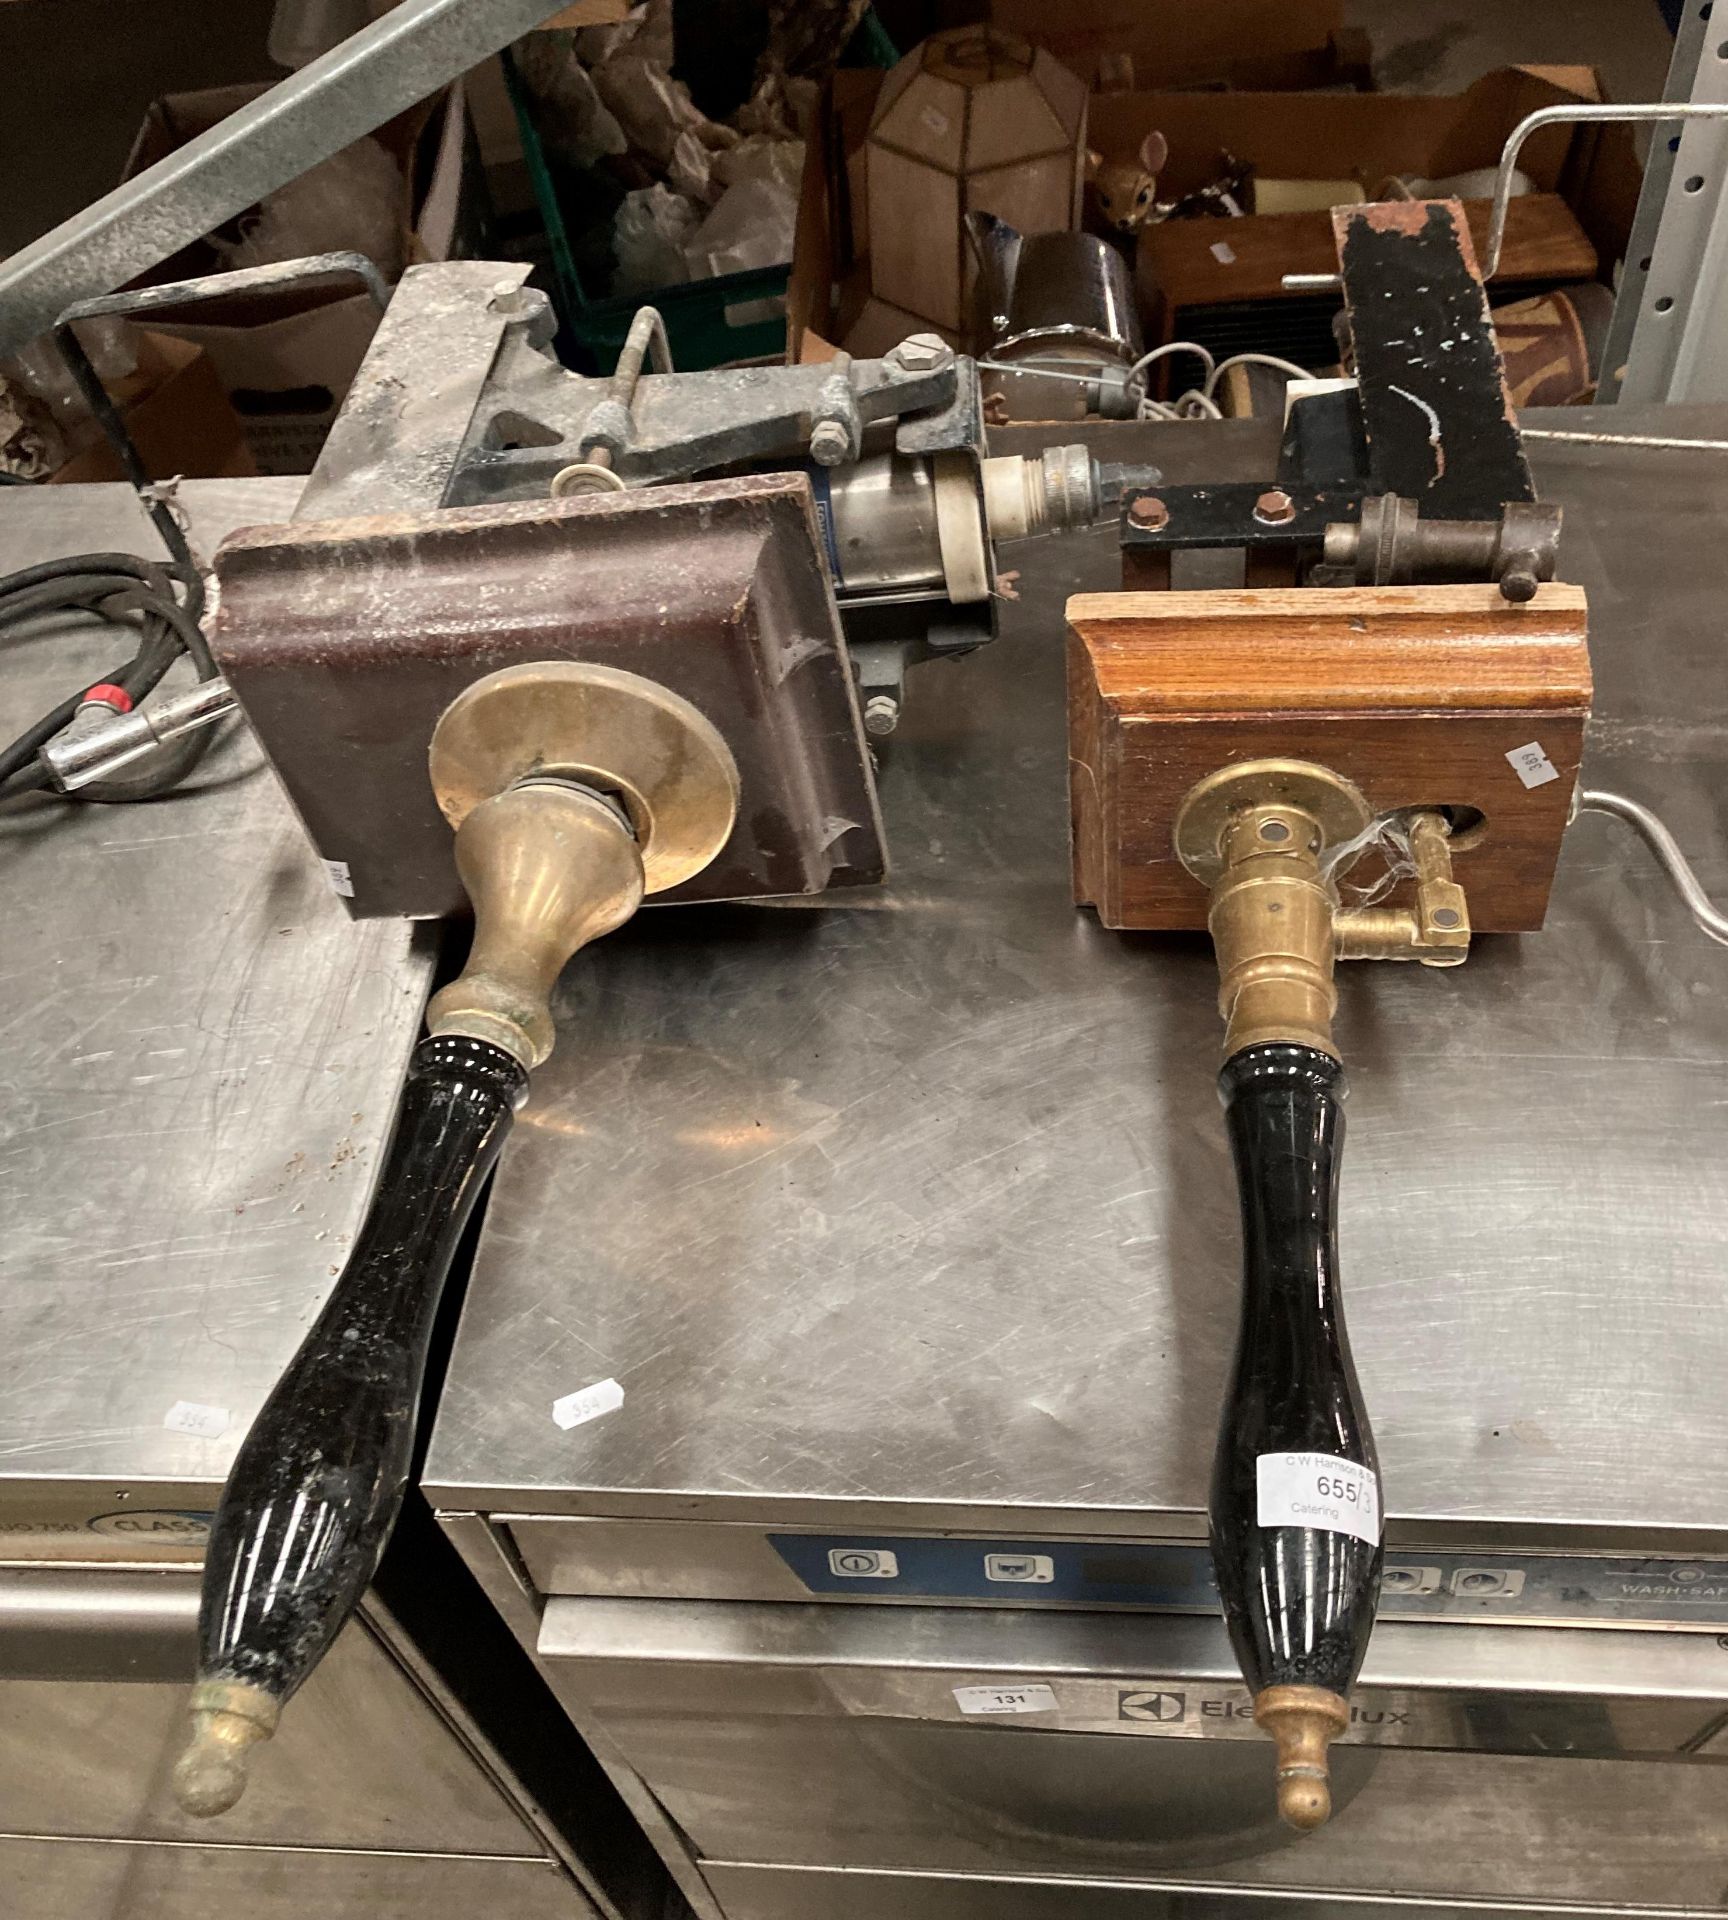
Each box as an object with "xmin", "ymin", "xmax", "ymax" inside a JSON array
[{"xmin": 1256, "ymin": 1452, "xmax": 1381, "ymax": 1547}]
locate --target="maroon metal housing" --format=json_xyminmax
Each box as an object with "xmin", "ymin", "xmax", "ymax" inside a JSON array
[{"xmin": 212, "ymin": 473, "xmax": 886, "ymax": 918}]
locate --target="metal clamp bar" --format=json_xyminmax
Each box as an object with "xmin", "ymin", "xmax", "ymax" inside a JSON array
[
  {"xmin": 59, "ymin": 250, "xmax": 391, "ymax": 328},
  {"xmin": 1523, "ymin": 426, "xmax": 1728, "ymax": 451},
  {"xmin": 0, "ymin": 0, "xmax": 574, "ymax": 358},
  {"xmin": 50, "ymin": 254, "xmax": 390, "ymax": 582}
]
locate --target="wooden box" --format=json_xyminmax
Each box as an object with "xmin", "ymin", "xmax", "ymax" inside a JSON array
[
  {"xmin": 1136, "ymin": 196, "xmax": 1596, "ymax": 360},
  {"xmin": 1067, "ymin": 585, "xmax": 1592, "ymax": 933}
]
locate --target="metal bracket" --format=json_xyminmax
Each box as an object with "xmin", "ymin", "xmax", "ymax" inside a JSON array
[
  {"xmin": 0, "ymin": 0, "xmax": 576, "ymax": 357},
  {"xmin": 49, "ymin": 253, "xmax": 390, "ymax": 584}
]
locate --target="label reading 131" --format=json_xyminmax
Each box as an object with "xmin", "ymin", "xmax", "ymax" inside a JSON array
[
  {"xmin": 953, "ymin": 1683, "xmax": 1059, "ymax": 1717},
  {"xmin": 1256, "ymin": 1452, "xmax": 1380, "ymax": 1546}
]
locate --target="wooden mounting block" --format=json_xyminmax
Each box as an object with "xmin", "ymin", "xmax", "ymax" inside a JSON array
[{"xmin": 1067, "ymin": 584, "xmax": 1592, "ymax": 933}]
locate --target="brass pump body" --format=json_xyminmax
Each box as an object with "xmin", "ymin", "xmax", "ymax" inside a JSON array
[
  {"xmin": 1207, "ymin": 794, "xmax": 1351, "ymax": 1060},
  {"xmin": 430, "ymin": 780, "xmax": 644, "ymax": 1068}
]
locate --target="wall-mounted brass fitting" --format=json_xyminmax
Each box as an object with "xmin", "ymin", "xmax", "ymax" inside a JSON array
[
  {"xmin": 1177, "ymin": 767, "xmax": 1473, "ymax": 1056},
  {"xmin": 423, "ymin": 662, "xmax": 739, "ymax": 1071}
]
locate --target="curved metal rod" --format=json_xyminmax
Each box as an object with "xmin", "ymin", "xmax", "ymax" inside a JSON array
[
  {"xmin": 1523, "ymin": 428, "xmax": 1728, "ymax": 451},
  {"xmin": 1576, "ymin": 788, "xmax": 1728, "ymax": 947},
  {"xmin": 1285, "ymin": 100, "xmax": 1728, "ymax": 293},
  {"xmin": 1484, "ymin": 102, "xmax": 1728, "ymax": 279}
]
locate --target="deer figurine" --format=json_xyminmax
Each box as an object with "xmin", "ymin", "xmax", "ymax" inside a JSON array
[{"xmin": 1085, "ymin": 130, "xmax": 1170, "ymax": 236}]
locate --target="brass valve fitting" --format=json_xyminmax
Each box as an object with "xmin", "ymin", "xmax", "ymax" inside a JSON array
[{"xmin": 1334, "ymin": 811, "xmax": 1471, "ymax": 966}]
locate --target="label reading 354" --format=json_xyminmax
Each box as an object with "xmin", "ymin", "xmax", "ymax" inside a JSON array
[{"xmin": 1256, "ymin": 1452, "xmax": 1381, "ymax": 1546}]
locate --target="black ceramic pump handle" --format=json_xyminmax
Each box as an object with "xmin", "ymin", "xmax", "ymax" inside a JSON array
[
  {"xmin": 1174, "ymin": 760, "xmax": 1388, "ymax": 1830},
  {"xmin": 1211, "ymin": 1042, "xmax": 1379, "ymax": 1829},
  {"xmin": 172, "ymin": 1033, "xmax": 525, "ymax": 1815},
  {"xmin": 173, "ymin": 663, "xmax": 740, "ymax": 1815}
]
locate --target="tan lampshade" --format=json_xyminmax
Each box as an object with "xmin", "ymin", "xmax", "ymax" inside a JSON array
[{"xmin": 865, "ymin": 26, "xmax": 1088, "ymax": 337}]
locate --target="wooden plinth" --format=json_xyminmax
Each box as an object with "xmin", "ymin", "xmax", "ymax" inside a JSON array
[{"xmin": 1067, "ymin": 584, "xmax": 1591, "ymax": 932}]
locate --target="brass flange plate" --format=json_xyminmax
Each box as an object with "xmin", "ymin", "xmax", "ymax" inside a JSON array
[
  {"xmin": 430, "ymin": 662, "xmax": 740, "ymax": 897},
  {"xmin": 1174, "ymin": 757, "xmax": 1373, "ymax": 887}
]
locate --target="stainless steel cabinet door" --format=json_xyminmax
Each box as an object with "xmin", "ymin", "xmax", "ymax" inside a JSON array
[
  {"xmin": 538, "ymin": 1595, "xmax": 1728, "ymax": 1911},
  {"xmin": 0, "ymin": 1571, "xmax": 545, "ymax": 1855},
  {"xmin": 0, "ymin": 1839, "xmax": 595, "ymax": 1920}
]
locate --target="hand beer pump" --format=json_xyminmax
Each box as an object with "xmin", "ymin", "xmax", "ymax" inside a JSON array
[{"xmin": 1067, "ymin": 198, "xmax": 1592, "ymax": 1827}]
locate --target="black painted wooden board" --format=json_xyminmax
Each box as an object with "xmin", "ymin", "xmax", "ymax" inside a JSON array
[{"xmin": 1335, "ymin": 199, "xmax": 1534, "ymax": 518}]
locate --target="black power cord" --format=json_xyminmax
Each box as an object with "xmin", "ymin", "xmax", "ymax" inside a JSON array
[
  {"xmin": 0, "ymin": 542, "xmax": 220, "ymax": 805},
  {"xmin": 0, "ymin": 297, "xmax": 229, "ymax": 810}
]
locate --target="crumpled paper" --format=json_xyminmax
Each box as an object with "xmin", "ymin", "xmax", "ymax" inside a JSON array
[
  {"xmin": 210, "ymin": 136, "xmax": 405, "ymax": 282},
  {"xmin": 592, "ymin": 52, "xmax": 739, "ymax": 170},
  {"xmin": 522, "ymin": 0, "xmax": 812, "ymax": 296},
  {"xmin": 613, "ymin": 182, "xmax": 701, "ymax": 294},
  {"xmin": 512, "ymin": 33, "xmax": 628, "ymax": 169},
  {"xmin": 0, "ymin": 374, "xmax": 66, "ymax": 480},
  {"xmin": 684, "ymin": 139, "xmax": 804, "ymax": 278}
]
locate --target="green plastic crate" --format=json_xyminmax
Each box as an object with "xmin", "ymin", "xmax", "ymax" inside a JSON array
[{"xmin": 501, "ymin": 46, "xmax": 789, "ymax": 373}]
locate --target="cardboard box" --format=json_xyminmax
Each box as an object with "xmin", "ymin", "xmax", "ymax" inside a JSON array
[
  {"xmin": 117, "ymin": 81, "xmax": 480, "ymax": 474},
  {"xmin": 1096, "ymin": 67, "xmax": 1635, "ymax": 361},
  {"xmin": 874, "ymin": 2, "xmax": 1363, "ymax": 92},
  {"xmin": 987, "ymin": 0, "xmax": 1366, "ymax": 93},
  {"xmin": 49, "ymin": 333, "xmax": 256, "ymax": 485},
  {"xmin": 789, "ymin": 66, "xmax": 1641, "ymax": 369}
]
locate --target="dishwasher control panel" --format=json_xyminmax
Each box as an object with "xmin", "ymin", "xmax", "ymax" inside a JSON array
[{"xmin": 769, "ymin": 1534, "xmax": 1728, "ymax": 1627}]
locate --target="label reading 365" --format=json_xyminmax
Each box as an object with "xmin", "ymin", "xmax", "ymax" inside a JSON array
[{"xmin": 1256, "ymin": 1452, "xmax": 1381, "ymax": 1546}]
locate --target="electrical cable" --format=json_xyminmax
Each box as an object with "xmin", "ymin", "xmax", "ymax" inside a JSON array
[
  {"xmin": 0, "ymin": 539, "xmax": 220, "ymax": 805},
  {"xmin": 1202, "ymin": 351, "xmax": 1317, "ymax": 397},
  {"xmin": 1125, "ymin": 342, "xmax": 1317, "ymax": 422}
]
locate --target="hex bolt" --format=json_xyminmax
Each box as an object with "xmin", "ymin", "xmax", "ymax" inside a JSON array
[
  {"xmin": 890, "ymin": 333, "xmax": 951, "ymax": 374},
  {"xmin": 863, "ymin": 695, "xmax": 900, "ymax": 737},
  {"xmin": 809, "ymin": 418, "xmax": 851, "ymax": 466},
  {"xmin": 1254, "ymin": 488, "xmax": 1297, "ymax": 526},
  {"xmin": 1128, "ymin": 495, "xmax": 1170, "ymax": 530}
]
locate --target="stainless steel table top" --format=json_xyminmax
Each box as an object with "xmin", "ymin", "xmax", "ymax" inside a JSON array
[
  {"xmin": 0, "ymin": 479, "xmax": 431, "ymax": 1550},
  {"xmin": 424, "ymin": 409, "xmax": 1728, "ymax": 1552}
]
